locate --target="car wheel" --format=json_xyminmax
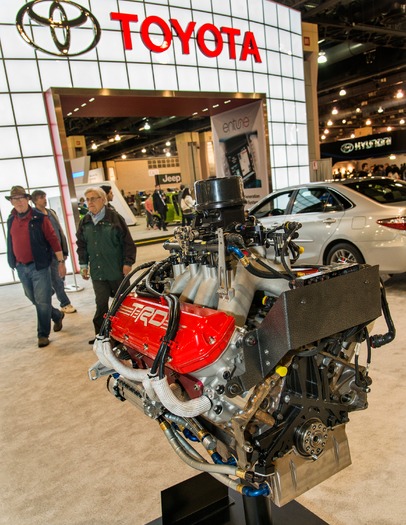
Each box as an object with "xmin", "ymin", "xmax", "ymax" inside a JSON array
[{"xmin": 326, "ymin": 243, "xmax": 365, "ymax": 265}]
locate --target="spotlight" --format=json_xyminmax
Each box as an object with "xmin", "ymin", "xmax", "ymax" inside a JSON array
[
  {"xmin": 318, "ymin": 51, "xmax": 327, "ymax": 64},
  {"xmin": 377, "ymin": 106, "xmax": 384, "ymax": 113},
  {"xmin": 332, "ymin": 107, "xmax": 338, "ymax": 115},
  {"xmin": 339, "ymin": 89, "xmax": 346, "ymax": 96},
  {"xmin": 115, "ymin": 134, "xmax": 121, "ymax": 141},
  {"xmin": 141, "ymin": 148, "xmax": 147, "ymax": 153},
  {"xmin": 144, "ymin": 121, "xmax": 151, "ymax": 130}
]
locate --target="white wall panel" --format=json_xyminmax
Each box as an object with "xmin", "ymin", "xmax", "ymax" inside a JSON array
[
  {"xmin": 12, "ymin": 94, "xmax": 48, "ymax": 125},
  {"xmin": 0, "ymin": 127, "xmax": 20, "ymax": 159},
  {"xmin": 18, "ymin": 125, "xmax": 53, "ymax": 157}
]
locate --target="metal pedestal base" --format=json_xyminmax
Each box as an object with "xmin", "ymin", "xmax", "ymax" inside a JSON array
[{"xmin": 146, "ymin": 473, "xmax": 329, "ymax": 525}]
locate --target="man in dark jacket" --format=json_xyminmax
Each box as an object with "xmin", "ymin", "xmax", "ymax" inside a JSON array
[
  {"xmin": 6, "ymin": 186, "xmax": 66, "ymax": 348},
  {"xmin": 31, "ymin": 190, "xmax": 76, "ymax": 314},
  {"xmin": 76, "ymin": 187, "xmax": 136, "ymax": 343},
  {"xmin": 152, "ymin": 184, "xmax": 168, "ymax": 231}
]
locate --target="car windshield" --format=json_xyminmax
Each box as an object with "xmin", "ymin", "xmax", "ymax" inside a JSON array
[{"xmin": 345, "ymin": 179, "xmax": 406, "ymax": 204}]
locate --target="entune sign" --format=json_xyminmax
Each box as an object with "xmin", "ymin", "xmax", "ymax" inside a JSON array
[{"xmin": 110, "ymin": 13, "xmax": 262, "ymax": 63}]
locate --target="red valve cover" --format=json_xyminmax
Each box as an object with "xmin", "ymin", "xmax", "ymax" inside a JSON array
[{"xmin": 110, "ymin": 295, "xmax": 236, "ymax": 374}]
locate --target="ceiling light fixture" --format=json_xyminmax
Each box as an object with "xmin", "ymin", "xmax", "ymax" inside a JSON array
[
  {"xmin": 339, "ymin": 88, "xmax": 346, "ymax": 96},
  {"xmin": 165, "ymin": 141, "xmax": 171, "ymax": 146},
  {"xmin": 318, "ymin": 51, "xmax": 327, "ymax": 64},
  {"xmin": 141, "ymin": 148, "xmax": 147, "ymax": 153},
  {"xmin": 377, "ymin": 106, "xmax": 384, "ymax": 113},
  {"xmin": 332, "ymin": 107, "xmax": 338, "ymax": 115},
  {"xmin": 144, "ymin": 121, "xmax": 151, "ymax": 130},
  {"xmin": 321, "ymin": 135, "xmax": 326, "ymax": 140},
  {"xmin": 400, "ymin": 119, "xmax": 405, "ymax": 125},
  {"xmin": 327, "ymin": 119, "xmax": 333, "ymax": 126},
  {"xmin": 395, "ymin": 89, "xmax": 404, "ymax": 99},
  {"xmin": 115, "ymin": 134, "xmax": 121, "ymax": 141},
  {"xmin": 387, "ymin": 126, "xmax": 392, "ymax": 131},
  {"xmin": 165, "ymin": 151, "xmax": 171, "ymax": 157},
  {"xmin": 356, "ymin": 107, "xmax": 361, "ymax": 113},
  {"xmin": 91, "ymin": 143, "xmax": 97, "ymax": 150},
  {"xmin": 351, "ymin": 133, "xmax": 355, "ymax": 138},
  {"xmin": 342, "ymin": 119, "xmax": 347, "ymax": 124},
  {"xmin": 366, "ymin": 119, "xmax": 372, "ymax": 125},
  {"xmin": 121, "ymin": 154, "xmax": 127, "ymax": 159}
]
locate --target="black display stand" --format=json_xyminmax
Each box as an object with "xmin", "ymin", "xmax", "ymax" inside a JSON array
[{"xmin": 146, "ymin": 472, "xmax": 329, "ymax": 525}]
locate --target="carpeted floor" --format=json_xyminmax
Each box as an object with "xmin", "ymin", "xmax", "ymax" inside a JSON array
[{"xmin": 1, "ymin": 244, "xmax": 405, "ymax": 525}]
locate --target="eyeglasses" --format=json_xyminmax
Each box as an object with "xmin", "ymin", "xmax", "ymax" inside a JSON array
[
  {"xmin": 10, "ymin": 196, "xmax": 27, "ymax": 202},
  {"xmin": 86, "ymin": 197, "xmax": 102, "ymax": 203}
]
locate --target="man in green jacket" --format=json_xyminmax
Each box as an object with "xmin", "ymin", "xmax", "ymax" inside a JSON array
[{"xmin": 76, "ymin": 187, "xmax": 136, "ymax": 343}]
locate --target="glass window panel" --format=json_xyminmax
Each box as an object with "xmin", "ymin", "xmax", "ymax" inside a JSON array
[
  {"xmin": 279, "ymin": 30, "xmax": 292, "ymax": 56},
  {"xmin": 286, "ymin": 145, "xmax": 299, "ymax": 166},
  {"xmin": 273, "ymin": 167, "xmax": 289, "ymax": 189},
  {"xmin": 253, "ymin": 73, "xmax": 269, "ymax": 95},
  {"xmin": 0, "ymin": 26, "xmax": 34, "ymax": 59},
  {"xmin": 295, "ymin": 101, "xmax": 307, "ymax": 123},
  {"xmin": 271, "ymin": 123, "xmax": 286, "ymax": 144},
  {"xmin": 99, "ymin": 62, "xmax": 129, "ymax": 90},
  {"xmin": 18, "ymin": 125, "xmax": 53, "ymax": 157},
  {"xmin": 299, "ymin": 165, "xmax": 311, "ymax": 183},
  {"xmin": 291, "ymin": 33, "xmax": 303, "ymax": 58},
  {"xmin": 277, "ymin": 5, "xmax": 291, "ymax": 31},
  {"xmin": 70, "ymin": 61, "xmax": 101, "ymax": 88},
  {"xmin": 128, "ymin": 64, "xmax": 155, "ymax": 90},
  {"xmin": 25, "ymin": 156, "xmax": 58, "ymax": 187},
  {"xmin": 264, "ymin": 2, "xmax": 277, "ymax": 27},
  {"xmin": 38, "ymin": 60, "xmax": 72, "ymax": 91},
  {"xmin": 287, "ymin": 168, "xmax": 301, "ymax": 187},
  {"xmin": 292, "ymin": 57, "xmax": 304, "ymax": 79},
  {"xmin": 248, "ymin": 22, "xmax": 266, "ymax": 49},
  {"xmin": 282, "ymin": 77, "xmax": 295, "ymax": 100},
  {"xmin": 285, "ymin": 123, "xmax": 299, "ymax": 145},
  {"xmin": 0, "ymin": 94, "xmax": 14, "ymax": 125},
  {"xmin": 218, "ymin": 69, "xmax": 238, "ymax": 92},
  {"xmin": 289, "ymin": 10, "xmax": 302, "ymax": 34},
  {"xmin": 0, "ymin": 159, "xmax": 26, "ymax": 190},
  {"xmin": 267, "ymin": 51, "xmax": 281, "ymax": 75},
  {"xmin": 212, "ymin": 2, "xmax": 231, "ymax": 16},
  {"xmin": 298, "ymin": 146, "xmax": 309, "ymax": 165},
  {"xmin": 153, "ymin": 64, "xmax": 179, "ymax": 90},
  {"xmin": 280, "ymin": 55, "xmax": 293, "ymax": 79},
  {"xmin": 294, "ymin": 80, "xmax": 306, "ymax": 103},
  {"xmin": 198, "ymin": 68, "xmax": 219, "ymax": 92},
  {"xmin": 268, "ymin": 75, "xmax": 282, "ymax": 98},
  {"xmin": 296, "ymin": 124, "xmax": 308, "ymax": 144},
  {"xmin": 5, "ymin": 60, "xmax": 41, "ymax": 92},
  {"xmin": 283, "ymin": 101, "xmax": 296, "ymax": 121},
  {"xmin": 265, "ymin": 26, "xmax": 278, "ymax": 53},
  {"xmin": 0, "ymin": 1, "xmax": 21, "ymax": 23},
  {"xmin": 192, "ymin": 0, "xmax": 212, "ymax": 13},
  {"xmin": 144, "ymin": 4, "xmax": 170, "ymax": 19},
  {"xmin": 230, "ymin": 0, "xmax": 249, "ymax": 20},
  {"xmin": 274, "ymin": 145, "xmax": 287, "ymax": 166},
  {"xmin": 0, "ymin": 127, "xmax": 20, "ymax": 159},
  {"xmin": 12, "ymin": 94, "xmax": 48, "ymax": 126},
  {"xmin": 237, "ymin": 72, "xmax": 254, "ymax": 93},
  {"xmin": 95, "ymin": 31, "xmax": 125, "ymax": 61},
  {"xmin": 177, "ymin": 66, "xmax": 200, "ymax": 91},
  {"xmin": 270, "ymin": 99, "xmax": 284, "ymax": 121},
  {"xmin": 0, "ymin": 254, "xmax": 15, "ymax": 285},
  {"xmin": 248, "ymin": 0, "xmax": 265, "ymax": 23}
]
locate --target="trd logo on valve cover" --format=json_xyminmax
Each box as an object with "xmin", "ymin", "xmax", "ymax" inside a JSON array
[
  {"xmin": 131, "ymin": 302, "xmax": 169, "ymax": 329},
  {"xmin": 16, "ymin": 0, "xmax": 101, "ymax": 57}
]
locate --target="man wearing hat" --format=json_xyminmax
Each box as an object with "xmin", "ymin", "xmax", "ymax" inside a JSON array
[{"xmin": 6, "ymin": 186, "xmax": 66, "ymax": 348}]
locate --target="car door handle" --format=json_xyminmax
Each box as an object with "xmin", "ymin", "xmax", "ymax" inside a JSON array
[{"xmin": 323, "ymin": 218, "xmax": 337, "ymax": 224}]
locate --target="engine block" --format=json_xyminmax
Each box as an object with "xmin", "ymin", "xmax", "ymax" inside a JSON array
[{"xmin": 89, "ymin": 176, "xmax": 394, "ymax": 505}]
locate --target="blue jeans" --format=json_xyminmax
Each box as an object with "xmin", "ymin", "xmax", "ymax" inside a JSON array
[
  {"xmin": 50, "ymin": 257, "xmax": 70, "ymax": 307},
  {"xmin": 16, "ymin": 263, "xmax": 63, "ymax": 338}
]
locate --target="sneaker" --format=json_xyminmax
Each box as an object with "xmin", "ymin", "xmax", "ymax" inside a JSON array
[
  {"xmin": 61, "ymin": 304, "xmax": 77, "ymax": 314},
  {"xmin": 53, "ymin": 311, "xmax": 65, "ymax": 332},
  {"xmin": 38, "ymin": 337, "xmax": 50, "ymax": 348}
]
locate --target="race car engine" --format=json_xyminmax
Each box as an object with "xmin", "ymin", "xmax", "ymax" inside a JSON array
[{"xmin": 89, "ymin": 176, "xmax": 394, "ymax": 506}]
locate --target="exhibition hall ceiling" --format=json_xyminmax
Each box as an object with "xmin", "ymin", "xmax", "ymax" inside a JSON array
[{"xmin": 63, "ymin": 0, "xmax": 406, "ymax": 161}]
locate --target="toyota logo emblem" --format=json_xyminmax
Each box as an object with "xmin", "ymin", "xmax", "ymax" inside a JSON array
[
  {"xmin": 16, "ymin": 0, "xmax": 101, "ymax": 57},
  {"xmin": 340, "ymin": 142, "xmax": 354, "ymax": 154}
]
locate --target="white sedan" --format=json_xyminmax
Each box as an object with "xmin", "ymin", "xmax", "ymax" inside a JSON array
[{"xmin": 249, "ymin": 177, "xmax": 406, "ymax": 274}]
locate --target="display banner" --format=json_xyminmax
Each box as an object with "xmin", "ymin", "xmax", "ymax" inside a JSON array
[
  {"xmin": 211, "ymin": 101, "xmax": 268, "ymax": 207},
  {"xmin": 321, "ymin": 130, "xmax": 406, "ymax": 163}
]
